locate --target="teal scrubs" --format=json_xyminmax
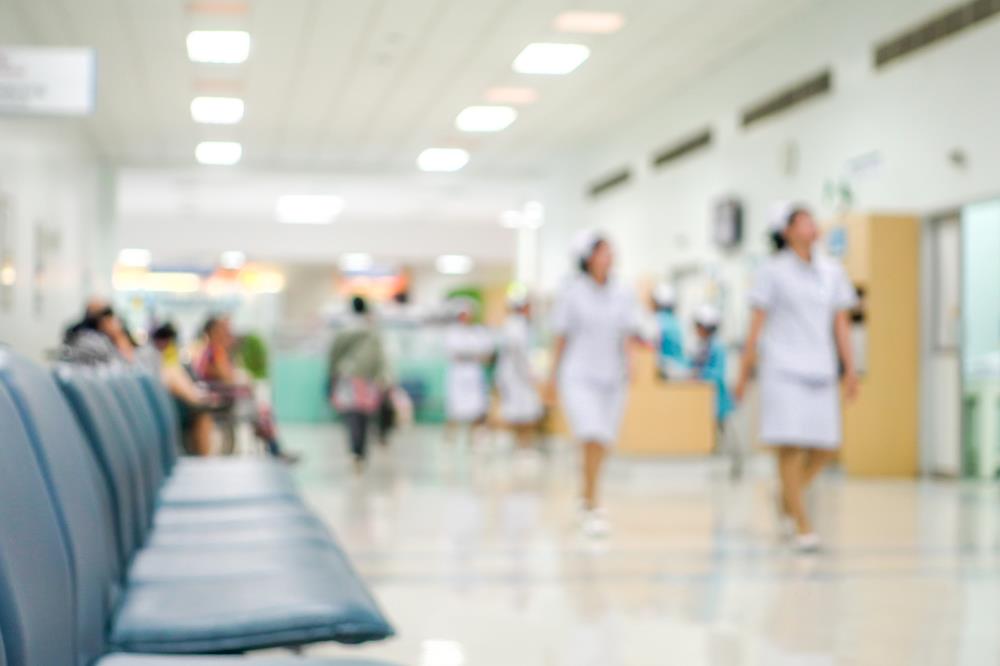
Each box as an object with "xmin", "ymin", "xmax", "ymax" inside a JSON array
[
  {"xmin": 692, "ymin": 338, "xmax": 733, "ymax": 424},
  {"xmin": 656, "ymin": 310, "xmax": 685, "ymax": 368}
]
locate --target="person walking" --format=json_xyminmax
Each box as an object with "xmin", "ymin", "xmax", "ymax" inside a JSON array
[
  {"xmin": 329, "ymin": 296, "xmax": 388, "ymax": 473},
  {"xmin": 496, "ymin": 292, "xmax": 544, "ymax": 452},
  {"xmin": 734, "ymin": 205, "xmax": 859, "ymax": 552},
  {"xmin": 443, "ymin": 299, "xmax": 494, "ymax": 444},
  {"xmin": 547, "ymin": 230, "xmax": 641, "ymax": 537}
]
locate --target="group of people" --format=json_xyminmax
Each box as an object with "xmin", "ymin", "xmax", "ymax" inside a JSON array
[
  {"xmin": 60, "ymin": 301, "xmax": 297, "ymax": 462},
  {"xmin": 544, "ymin": 205, "xmax": 858, "ymax": 549}
]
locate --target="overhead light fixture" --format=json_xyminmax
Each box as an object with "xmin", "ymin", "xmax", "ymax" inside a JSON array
[
  {"xmin": 219, "ymin": 250, "xmax": 246, "ymax": 269},
  {"xmin": 275, "ymin": 194, "xmax": 344, "ymax": 225},
  {"xmin": 554, "ymin": 11, "xmax": 625, "ymax": 34},
  {"xmin": 513, "ymin": 42, "xmax": 590, "ymax": 75},
  {"xmin": 435, "ymin": 254, "xmax": 474, "ymax": 275},
  {"xmin": 186, "ymin": 30, "xmax": 250, "ymax": 64},
  {"xmin": 339, "ymin": 253, "xmax": 374, "ymax": 272},
  {"xmin": 195, "ymin": 141, "xmax": 242, "ymax": 165},
  {"xmin": 118, "ymin": 248, "xmax": 152, "ymax": 268},
  {"xmin": 0, "ymin": 261, "xmax": 16, "ymax": 287},
  {"xmin": 190, "ymin": 96, "xmax": 245, "ymax": 124},
  {"xmin": 455, "ymin": 105, "xmax": 517, "ymax": 133},
  {"xmin": 484, "ymin": 86, "xmax": 539, "ymax": 105},
  {"xmin": 417, "ymin": 148, "xmax": 469, "ymax": 173}
]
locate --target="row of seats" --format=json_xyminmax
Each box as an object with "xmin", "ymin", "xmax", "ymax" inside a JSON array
[{"xmin": 0, "ymin": 348, "xmax": 397, "ymax": 666}]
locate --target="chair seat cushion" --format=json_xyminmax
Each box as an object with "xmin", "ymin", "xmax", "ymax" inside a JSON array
[
  {"xmin": 99, "ymin": 655, "xmax": 399, "ymax": 665},
  {"xmin": 157, "ymin": 476, "xmax": 299, "ymax": 506},
  {"xmin": 153, "ymin": 502, "xmax": 320, "ymax": 531},
  {"xmin": 111, "ymin": 570, "xmax": 394, "ymax": 653},
  {"xmin": 147, "ymin": 522, "xmax": 331, "ymax": 549},
  {"xmin": 128, "ymin": 542, "xmax": 344, "ymax": 583}
]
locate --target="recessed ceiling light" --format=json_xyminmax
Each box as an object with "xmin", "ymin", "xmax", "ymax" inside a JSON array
[
  {"xmin": 513, "ymin": 42, "xmax": 590, "ymax": 75},
  {"xmin": 554, "ymin": 11, "xmax": 625, "ymax": 34},
  {"xmin": 417, "ymin": 148, "xmax": 470, "ymax": 172},
  {"xmin": 195, "ymin": 141, "xmax": 242, "ymax": 165},
  {"xmin": 435, "ymin": 254, "xmax": 474, "ymax": 275},
  {"xmin": 186, "ymin": 30, "xmax": 250, "ymax": 64},
  {"xmin": 484, "ymin": 86, "xmax": 539, "ymax": 105},
  {"xmin": 275, "ymin": 195, "xmax": 344, "ymax": 225},
  {"xmin": 118, "ymin": 248, "xmax": 152, "ymax": 268},
  {"xmin": 455, "ymin": 105, "xmax": 517, "ymax": 133},
  {"xmin": 339, "ymin": 253, "xmax": 374, "ymax": 272},
  {"xmin": 219, "ymin": 250, "xmax": 246, "ymax": 269},
  {"xmin": 190, "ymin": 96, "xmax": 245, "ymax": 124}
]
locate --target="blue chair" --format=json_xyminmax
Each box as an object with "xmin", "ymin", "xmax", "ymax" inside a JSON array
[{"xmin": 0, "ymin": 350, "xmax": 394, "ymax": 655}]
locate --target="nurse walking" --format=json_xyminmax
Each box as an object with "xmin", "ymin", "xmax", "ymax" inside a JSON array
[
  {"xmin": 444, "ymin": 300, "xmax": 494, "ymax": 443},
  {"xmin": 548, "ymin": 231, "xmax": 641, "ymax": 536},
  {"xmin": 734, "ymin": 206, "xmax": 859, "ymax": 552},
  {"xmin": 497, "ymin": 293, "xmax": 544, "ymax": 450}
]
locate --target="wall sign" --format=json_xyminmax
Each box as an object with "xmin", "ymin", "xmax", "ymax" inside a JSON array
[{"xmin": 0, "ymin": 47, "xmax": 96, "ymax": 116}]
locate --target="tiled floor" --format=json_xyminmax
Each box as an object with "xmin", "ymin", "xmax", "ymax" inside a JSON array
[{"xmin": 280, "ymin": 425, "xmax": 1000, "ymax": 665}]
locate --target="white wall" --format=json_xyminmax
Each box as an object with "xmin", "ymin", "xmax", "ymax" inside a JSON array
[{"xmin": 0, "ymin": 119, "xmax": 110, "ymax": 360}]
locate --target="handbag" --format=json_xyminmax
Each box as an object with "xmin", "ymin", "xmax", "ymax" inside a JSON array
[{"xmin": 331, "ymin": 376, "xmax": 381, "ymax": 414}]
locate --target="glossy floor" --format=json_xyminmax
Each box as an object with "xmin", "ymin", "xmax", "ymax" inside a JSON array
[{"xmin": 276, "ymin": 425, "xmax": 999, "ymax": 665}]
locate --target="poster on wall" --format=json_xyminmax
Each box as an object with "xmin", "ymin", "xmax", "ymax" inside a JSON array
[
  {"xmin": 0, "ymin": 194, "xmax": 13, "ymax": 312},
  {"xmin": 32, "ymin": 223, "xmax": 61, "ymax": 316}
]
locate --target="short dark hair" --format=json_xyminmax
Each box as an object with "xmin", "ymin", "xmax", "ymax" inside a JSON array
[
  {"xmin": 351, "ymin": 295, "xmax": 368, "ymax": 315},
  {"xmin": 771, "ymin": 205, "xmax": 810, "ymax": 252},
  {"xmin": 151, "ymin": 322, "xmax": 177, "ymax": 343}
]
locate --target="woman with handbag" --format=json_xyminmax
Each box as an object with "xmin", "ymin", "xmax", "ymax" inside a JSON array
[{"xmin": 328, "ymin": 296, "xmax": 388, "ymax": 473}]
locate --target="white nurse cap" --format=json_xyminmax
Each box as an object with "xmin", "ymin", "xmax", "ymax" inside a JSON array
[
  {"xmin": 694, "ymin": 303, "xmax": 722, "ymax": 328},
  {"xmin": 652, "ymin": 282, "xmax": 676, "ymax": 307},
  {"xmin": 767, "ymin": 200, "xmax": 795, "ymax": 234},
  {"xmin": 570, "ymin": 228, "xmax": 604, "ymax": 264}
]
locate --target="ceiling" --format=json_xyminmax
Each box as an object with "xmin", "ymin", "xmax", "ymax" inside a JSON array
[{"xmin": 2, "ymin": 0, "xmax": 816, "ymax": 175}]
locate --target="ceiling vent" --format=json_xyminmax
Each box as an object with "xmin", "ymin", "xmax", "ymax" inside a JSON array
[
  {"xmin": 874, "ymin": 0, "xmax": 1000, "ymax": 69},
  {"xmin": 651, "ymin": 128, "xmax": 713, "ymax": 169},
  {"xmin": 741, "ymin": 69, "xmax": 832, "ymax": 128},
  {"xmin": 587, "ymin": 167, "xmax": 632, "ymax": 199}
]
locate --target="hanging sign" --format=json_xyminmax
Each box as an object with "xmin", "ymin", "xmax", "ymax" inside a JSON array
[{"xmin": 0, "ymin": 47, "xmax": 96, "ymax": 116}]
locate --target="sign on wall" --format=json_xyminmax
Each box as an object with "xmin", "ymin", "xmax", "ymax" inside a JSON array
[{"xmin": 0, "ymin": 47, "xmax": 96, "ymax": 116}]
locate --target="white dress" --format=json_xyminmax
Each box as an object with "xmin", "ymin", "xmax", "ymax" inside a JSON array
[
  {"xmin": 750, "ymin": 250, "xmax": 857, "ymax": 448},
  {"xmin": 551, "ymin": 275, "xmax": 640, "ymax": 446},
  {"xmin": 444, "ymin": 324, "xmax": 494, "ymax": 423},
  {"xmin": 496, "ymin": 315, "xmax": 543, "ymax": 425}
]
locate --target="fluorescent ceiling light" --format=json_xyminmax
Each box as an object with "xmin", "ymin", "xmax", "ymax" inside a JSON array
[
  {"xmin": 195, "ymin": 141, "xmax": 242, "ymax": 165},
  {"xmin": 484, "ymin": 86, "xmax": 539, "ymax": 105},
  {"xmin": 417, "ymin": 148, "xmax": 469, "ymax": 172},
  {"xmin": 339, "ymin": 253, "xmax": 374, "ymax": 272},
  {"xmin": 513, "ymin": 42, "xmax": 590, "ymax": 75},
  {"xmin": 191, "ymin": 96, "xmax": 245, "ymax": 124},
  {"xmin": 554, "ymin": 11, "xmax": 625, "ymax": 34},
  {"xmin": 219, "ymin": 250, "xmax": 246, "ymax": 269},
  {"xmin": 186, "ymin": 30, "xmax": 250, "ymax": 64},
  {"xmin": 118, "ymin": 248, "xmax": 152, "ymax": 268},
  {"xmin": 435, "ymin": 254, "xmax": 474, "ymax": 275},
  {"xmin": 455, "ymin": 105, "xmax": 517, "ymax": 133},
  {"xmin": 275, "ymin": 194, "xmax": 344, "ymax": 225}
]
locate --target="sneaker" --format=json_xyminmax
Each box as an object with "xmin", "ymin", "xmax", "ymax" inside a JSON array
[
  {"xmin": 580, "ymin": 509, "xmax": 610, "ymax": 538},
  {"xmin": 794, "ymin": 533, "xmax": 821, "ymax": 553}
]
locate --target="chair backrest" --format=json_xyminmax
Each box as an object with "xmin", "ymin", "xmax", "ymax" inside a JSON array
[
  {"xmin": 105, "ymin": 372, "xmax": 165, "ymax": 500},
  {"xmin": 0, "ymin": 383, "xmax": 82, "ymax": 666},
  {"xmin": 54, "ymin": 366, "xmax": 149, "ymax": 559},
  {"xmin": 136, "ymin": 372, "xmax": 181, "ymax": 471},
  {"xmin": 0, "ymin": 351, "xmax": 120, "ymax": 665}
]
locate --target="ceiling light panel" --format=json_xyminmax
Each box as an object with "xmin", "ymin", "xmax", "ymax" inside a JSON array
[
  {"xmin": 187, "ymin": 30, "xmax": 250, "ymax": 64},
  {"xmin": 219, "ymin": 250, "xmax": 246, "ymax": 269},
  {"xmin": 195, "ymin": 141, "xmax": 242, "ymax": 165},
  {"xmin": 455, "ymin": 105, "xmax": 517, "ymax": 133},
  {"xmin": 513, "ymin": 42, "xmax": 590, "ymax": 75},
  {"xmin": 554, "ymin": 11, "xmax": 625, "ymax": 34},
  {"xmin": 275, "ymin": 195, "xmax": 344, "ymax": 225},
  {"xmin": 417, "ymin": 148, "xmax": 470, "ymax": 172},
  {"xmin": 484, "ymin": 87, "xmax": 539, "ymax": 105},
  {"xmin": 118, "ymin": 248, "xmax": 152, "ymax": 268},
  {"xmin": 190, "ymin": 96, "xmax": 244, "ymax": 124},
  {"xmin": 436, "ymin": 254, "xmax": 474, "ymax": 275}
]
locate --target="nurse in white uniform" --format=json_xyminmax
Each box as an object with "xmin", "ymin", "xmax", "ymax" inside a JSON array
[
  {"xmin": 444, "ymin": 300, "xmax": 494, "ymax": 438},
  {"xmin": 734, "ymin": 205, "xmax": 859, "ymax": 552},
  {"xmin": 497, "ymin": 293, "xmax": 543, "ymax": 449},
  {"xmin": 548, "ymin": 231, "xmax": 641, "ymax": 536}
]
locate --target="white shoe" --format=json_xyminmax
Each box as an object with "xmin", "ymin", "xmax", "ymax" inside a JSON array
[
  {"xmin": 794, "ymin": 533, "xmax": 821, "ymax": 553},
  {"xmin": 580, "ymin": 509, "xmax": 610, "ymax": 538},
  {"xmin": 779, "ymin": 516, "xmax": 797, "ymax": 540}
]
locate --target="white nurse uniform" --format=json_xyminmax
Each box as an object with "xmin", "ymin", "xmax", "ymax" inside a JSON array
[
  {"xmin": 496, "ymin": 315, "xmax": 543, "ymax": 424},
  {"xmin": 552, "ymin": 274, "xmax": 640, "ymax": 446},
  {"xmin": 444, "ymin": 324, "xmax": 494, "ymax": 423},
  {"xmin": 750, "ymin": 249, "xmax": 857, "ymax": 448}
]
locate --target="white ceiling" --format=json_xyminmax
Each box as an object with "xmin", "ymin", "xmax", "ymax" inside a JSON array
[{"xmin": 1, "ymin": 0, "xmax": 818, "ymax": 264}]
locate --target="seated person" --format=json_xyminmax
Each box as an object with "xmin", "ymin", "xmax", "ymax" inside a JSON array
[
  {"xmin": 195, "ymin": 315, "xmax": 298, "ymax": 463},
  {"xmin": 689, "ymin": 304, "xmax": 733, "ymax": 426},
  {"xmin": 139, "ymin": 323, "xmax": 217, "ymax": 456},
  {"xmin": 61, "ymin": 298, "xmax": 136, "ymax": 365}
]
